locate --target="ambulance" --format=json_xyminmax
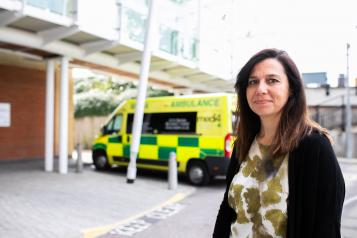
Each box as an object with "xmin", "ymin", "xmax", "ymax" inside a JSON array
[{"xmin": 92, "ymin": 93, "xmax": 235, "ymax": 185}]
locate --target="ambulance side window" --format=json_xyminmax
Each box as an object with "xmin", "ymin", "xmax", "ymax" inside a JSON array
[
  {"xmin": 113, "ymin": 114, "xmax": 123, "ymax": 132},
  {"xmin": 105, "ymin": 114, "xmax": 123, "ymax": 134},
  {"xmin": 126, "ymin": 112, "xmax": 197, "ymax": 134}
]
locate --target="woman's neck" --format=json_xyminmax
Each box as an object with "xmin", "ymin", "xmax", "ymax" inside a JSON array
[{"xmin": 257, "ymin": 115, "xmax": 281, "ymax": 145}]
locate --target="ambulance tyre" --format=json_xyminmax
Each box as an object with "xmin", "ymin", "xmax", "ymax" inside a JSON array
[
  {"xmin": 187, "ymin": 161, "xmax": 210, "ymax": 186},
  {"xmin": 93, "ymin": 150, "xmax": 110, "ymax": 170}
]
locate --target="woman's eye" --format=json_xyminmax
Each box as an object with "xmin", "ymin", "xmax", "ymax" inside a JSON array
[
  {"xmin": 267, "ymin": 78, "xmax": 279, "ymax": 84},
  {"xmin": 248, "ymin": 79, "xmax": 258, "ymax": 86}
]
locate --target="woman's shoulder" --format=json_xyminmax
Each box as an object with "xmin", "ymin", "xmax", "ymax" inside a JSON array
[
  {"xmin": 298, "ymin": 130, "xmax": 332, "ymax": 149},
  {"xmin": 290, "ymin": 130, "xmax": 340, "ymax": 177},
  {"xmin": 293, "ymin": 130, "xmax": 337, "ymax": 164}
]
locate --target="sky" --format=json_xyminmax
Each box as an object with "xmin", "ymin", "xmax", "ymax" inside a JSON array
[{"xmin": 230, "ymin": 0, "xmax": 357, "ymax": 86}]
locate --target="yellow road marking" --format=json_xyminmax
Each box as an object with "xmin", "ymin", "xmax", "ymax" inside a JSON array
[{"xmin": 82, "ymin": 190, "xmax": 193, "ymax": 238}]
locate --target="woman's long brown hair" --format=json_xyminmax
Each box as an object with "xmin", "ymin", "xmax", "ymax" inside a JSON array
[{"xmin": 234, "ymin": 48, "xmax": 330, "ymax": 161}]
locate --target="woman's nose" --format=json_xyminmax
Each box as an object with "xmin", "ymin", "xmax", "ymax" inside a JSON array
[{"xmin": 256, "ymin": 81, "xmax": 268, "ymax": 94}]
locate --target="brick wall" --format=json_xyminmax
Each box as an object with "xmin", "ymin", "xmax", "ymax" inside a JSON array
[{"xmin": 0, "ymin": 64, "xmax": 45, "ymax": 160}]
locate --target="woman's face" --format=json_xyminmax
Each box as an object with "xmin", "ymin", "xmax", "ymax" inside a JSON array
[{"xmin": 246, "ymin": 58, "xmax": 290, "ymax": 121}]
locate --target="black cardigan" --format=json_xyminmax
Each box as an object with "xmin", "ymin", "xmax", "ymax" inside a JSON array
[{"xmin": 213, "ymin": 132, "xmax": 345, "ymax": 238}]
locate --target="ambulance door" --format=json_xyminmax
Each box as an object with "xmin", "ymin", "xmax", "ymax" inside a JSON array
[{"xmin": 106, "ymin": 114, "xmax": 124, "ymax": 162}]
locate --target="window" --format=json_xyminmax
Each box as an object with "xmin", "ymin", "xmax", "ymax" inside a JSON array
[
  {"xmin": 105, "ymin": 114, "xmax": 123, "ymax": 134},
  {"xmin": 127, "ymin": 112, "xmax": 197, "ymax": 134},
  {"xmin": 113, "ymin": 115, "xmax": 123, "ymax": 132},
  {"xmin": 125, "ymin": 9, "xmax": 146, "ymax": 43},
  {"xmin": 159, "ymin": 25, "xmax": 178, "ymax": 55}
]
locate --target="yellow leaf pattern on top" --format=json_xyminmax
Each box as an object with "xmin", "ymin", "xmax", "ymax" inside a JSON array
[
  {"xmin": 265, "ymin": 209, "xmax": 287, "ymax": 237},
  {"xmin": 228, "ymin": 139, "xmax": 289, "ymax": 238},
  {"xmin": 261, "ymin": 177, "xmax": 283, "ymax": 207},
  {"xmin": 233, "ymin": 184, "xmax": 250, "ymax": 223}
]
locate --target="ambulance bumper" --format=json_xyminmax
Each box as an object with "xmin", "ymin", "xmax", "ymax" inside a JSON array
[{"xmin": 205, "ymin": 156, "xmax": 230, "ymax": 176}]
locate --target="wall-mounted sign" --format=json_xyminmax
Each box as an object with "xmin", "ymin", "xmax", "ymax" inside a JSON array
[{"xmin": 0, "ymin": 103, "xmax": 11, "ymax": 127}]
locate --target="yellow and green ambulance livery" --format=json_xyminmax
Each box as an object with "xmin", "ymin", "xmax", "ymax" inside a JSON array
[{"xmin": 92, "ymin": 93, "xmax": 235, "ymax": 185}]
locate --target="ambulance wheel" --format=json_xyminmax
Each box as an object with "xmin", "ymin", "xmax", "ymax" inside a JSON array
[
  {"xmin": 187, "ymin": 161, "xmax": 210, "ymax": 186},
  {"xmin": 93, "ymin": 151, "xmax": 110, "ymax": 170}
]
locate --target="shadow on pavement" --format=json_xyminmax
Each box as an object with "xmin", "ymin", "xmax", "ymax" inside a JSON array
[{"xmin": 91, "ymin": 164, "xmax": 226, "ymax": 189}]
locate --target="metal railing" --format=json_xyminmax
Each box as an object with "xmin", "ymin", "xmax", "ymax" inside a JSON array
[{"xmin": 311, "ymin": 94, "xmax": 357, "ymax": 130}]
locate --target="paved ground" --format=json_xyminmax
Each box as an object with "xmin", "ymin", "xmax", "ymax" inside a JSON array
[
  {"xmin": 0, "ymin": 158, "xmax": 195, "ymax": 238},
  {"xmin": 339, "ymin": 159, "xmax": 357, "ymax": 238},
  {"xmin": 1, "ymin": 153, "xmax": 356, "ymax": 238}
]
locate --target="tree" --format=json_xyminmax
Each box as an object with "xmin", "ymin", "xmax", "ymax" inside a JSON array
[{"xmin": 74, "ymin": 76, "xmax": 173, "ymax": 118}]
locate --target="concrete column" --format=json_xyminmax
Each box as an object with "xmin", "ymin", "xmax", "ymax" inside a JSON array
[
  {"xmin": 45, "ymin": 59, "xmax": 55, "ymax": 172},
  {"xmin": 126, "ymin": 0, "xmax": 157, "ymax": 183},
  {"xmin": 59, "ymin": 57, "xmax": 69, "ymax": 174}
]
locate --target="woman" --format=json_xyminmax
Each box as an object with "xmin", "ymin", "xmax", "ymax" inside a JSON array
[{"xmin": 213, "ymin": 49, "xmax": 345, "ymax": 238}]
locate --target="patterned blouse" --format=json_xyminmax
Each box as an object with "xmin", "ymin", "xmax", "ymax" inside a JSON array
[{"xmin": 228, "ymin": 139, "xmax": 289, "ymax": 238}]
